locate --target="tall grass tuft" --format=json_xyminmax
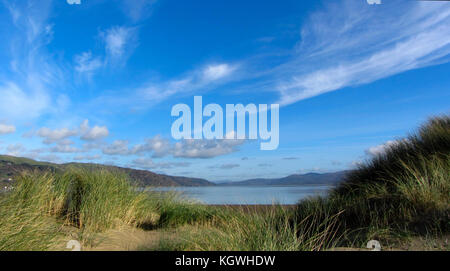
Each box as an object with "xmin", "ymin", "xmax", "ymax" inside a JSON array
[
  {"xmin": 0, "ymin": 169, "xmax": 159, "ymax": 250},
  {"xmin": 155, "ymin": 206, "xmax": 341, "ymax": 251},
  {"xmin": 296, "ymin": 115, "xmax": 450, "ymax": 246},
  {"xmin": 0, "ymin": 173, "xmax": 61, "ymax": 250},
  {"xmin": 54, "ymin": 169, "xmax": 157, "ymax": 232}
]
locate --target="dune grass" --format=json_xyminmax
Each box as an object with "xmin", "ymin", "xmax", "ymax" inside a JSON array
[
  {"xmin": 0, "ymin": 169, "xmax": 159, "ymax": 250},
  {"xmin": 295, "ymin": 115, "xmax": 450, "ymax": 247},
  {"xmin": 153, "ymin": 205, "xmax": 341, "ymax": 251}
]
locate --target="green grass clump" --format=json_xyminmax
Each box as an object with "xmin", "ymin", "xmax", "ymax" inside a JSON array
[
  {"xmin": 0, "ymin": 169, "xmax": 159, "ymax": 250},
  {"xmin": 154, "ymin": 193, "xmax": 217, "ymax": 228},
  {"xmin": 0, "ymin": 173, "xmax": 61, "ymax": 250},
  {"xmin": 296, "ymin": 116, "xmax": 450, "ymax": 246},
  {"xmin": 154, "ymin": 206, "xmax": 341, "ymax": 251},
  {"xmin": 54, "ymin": 169, "xmax": 157, "ymax": 232}
]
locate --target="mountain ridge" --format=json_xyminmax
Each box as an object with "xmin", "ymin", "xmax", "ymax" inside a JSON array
[{"xmin": 218, "ymin": 171, "xmax": 349, "ymax": 186}]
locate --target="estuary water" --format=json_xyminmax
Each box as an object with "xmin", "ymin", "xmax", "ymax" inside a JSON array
[{"xmin": 152, "ymin": 185, "xmax": 333, "ymax": 205}]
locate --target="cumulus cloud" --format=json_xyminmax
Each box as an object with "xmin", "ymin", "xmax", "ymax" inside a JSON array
[
  {"xmin": 80, "ymin": 120, "xmax": 109, "ymax": 141},
  {"xmin": 131, "ymin": 135, "xmax": 171, "ymax": 158},
  {"xmin": 50, "ymin": 144, "xmax": 81, "ymax": 154},
  {"xmin": 37, "ymin": 127, "xmax": 77, "ymax": 144},
  {"xmin": 101, "ymin": 133, "xmax": 245, "ymax": 159},
  {"xmin": 365, "ymin": 140, "xmax": 407, "ymax": 156},
  {"xmin": 102, "ymin": 140, "xmax": 131, "ymax": 155},
  {"xmin": 173, "ymin": 137, "xmax": 245, "ymax": 159},
  {"xmin": 34, "ymin": 120, "xmax": 108, "ymax": 146},
  {"xmin": 0, "ymin": 124, "xmax": 16, "ymax": 135},
  {"xmin": 102, "ymin": 135, "xmax": 170, "ymax": 156}
]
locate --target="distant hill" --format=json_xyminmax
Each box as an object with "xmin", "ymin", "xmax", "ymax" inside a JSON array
[
  {"xmin": 0, "ymin": 155, "xmax": 214, "ymax": 187},
  {"xmin": 219, "ymin": 171, "xmax": 349, "ymax": 186}
]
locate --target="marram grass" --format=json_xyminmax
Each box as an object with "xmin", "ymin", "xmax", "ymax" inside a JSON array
[
  {"xmin": 296, "ymin": 115, "xmax": 450, "ymax": 246},
  {"xmin": 0, "ymin": 169, "xmax": 159, "ymax": 250}
]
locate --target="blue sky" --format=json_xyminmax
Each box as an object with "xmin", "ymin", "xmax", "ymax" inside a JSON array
[{"xmin": 0, "ymin": 0, "xmax": 449, "ymax": 182}]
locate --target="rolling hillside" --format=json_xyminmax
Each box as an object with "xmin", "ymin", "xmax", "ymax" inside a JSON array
[{"xmin": 0, "ymin": 155, "xmax": 214, "ymax": 187}]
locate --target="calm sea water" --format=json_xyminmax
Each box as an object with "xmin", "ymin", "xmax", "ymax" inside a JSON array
[{"xmin": 152, "ymin": 185, "xmax": 333, "ymax": 205}]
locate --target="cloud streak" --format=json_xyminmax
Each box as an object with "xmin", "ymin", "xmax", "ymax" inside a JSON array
[{"xmin": 273, "ymin": 1, "xmax": 450, "ymax": 105}]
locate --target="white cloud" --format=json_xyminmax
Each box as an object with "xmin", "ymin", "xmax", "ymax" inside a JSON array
[
  {"xmin": 121, "ymin": 0, "xmax": 157, "ymax": 22},
  {"xmin": 102, "ymin": 140, "xmax": 130, "ymax": 155},
  {"xmin": 102, "ymin": 132, "xmax": 245, "ymax": 159},
  {"xmin": 37, "ymin": 127, "xmax": 77, "ymax": 144},
  {"xmin": 103, "ymin": 26, "xmax": 137, "ymax": 61},
  {"xmin": 50, "ymin": 144, "xmax": 81, "ymax": 153},
  {"xmin": 0, "ymin": 1, "xmax": 65, "ymax": 121},
  {"xmin": 92, "ymin": 62, "xmax": 238, "ymax": 111},
  {"xmin": 74, "ymin": 52, "xmax": 103, "ymax": 74},
  {"xmin": 80, "ymin": 120, "xmax": 109, "ymax": 141},
  {"xmin": 131, "ymin": 135, "xmax": 171, "ymax": 157},
  {"xmin": 67, "ymin": 0, "xmax": 81, "ymax": 5},
  {"xmin": 209, "ymin": 163, "xmax": 240, "ymax": 170},
  {"xmin": 173, "ymin": 137, "xmax": 245, "ymax": 159},
  {"xmin": 35, "ymin": 120, "xmax": 108, "ymax": 145},
  {"xmin": 365, "ymin": 140, "xmax": 406, "ymax": 156},
  {"xmin": 0, "ymin": 82, "xmax": 51, "ymax": 121},
  {"xmin": 0, "ymin": 124, "xmax": 16, "ymax": 135},
  {"xmin": 275, "ymin": 1, "xmax": 450, "ymax": 105},
  {"xmin": 203, "ymin": 64, "xmax": 234, "ymax": 81}
]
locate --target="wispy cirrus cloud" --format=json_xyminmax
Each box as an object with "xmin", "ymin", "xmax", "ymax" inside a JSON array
[
  {"xmin": 75, "ymin": 26, "xmax": 138, "ymax": 77},
  {"xmin": 102, "ymin": 26, "xmax": 138, "ymax": 63},
  {"xmin": 120, "ymin": 0, "xmax": 158, "ymax": 22},
  {"xmin": 273, "ymin": 1, "xmax": 450, "ymax": 105},
  {"xmin": 0, "ymin": 0, "xmax": 65, "ymax": 121},
  {"xmin": 93, "ymin": 62, "xmax": 239, "ymax": 111},
  {"xmin": 209, "ymin": 163, "xmax": 240, "ymax": 170},
  {"xmin": 74, "ymin": 52, "xmax": 103, "ymax": 74}
]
